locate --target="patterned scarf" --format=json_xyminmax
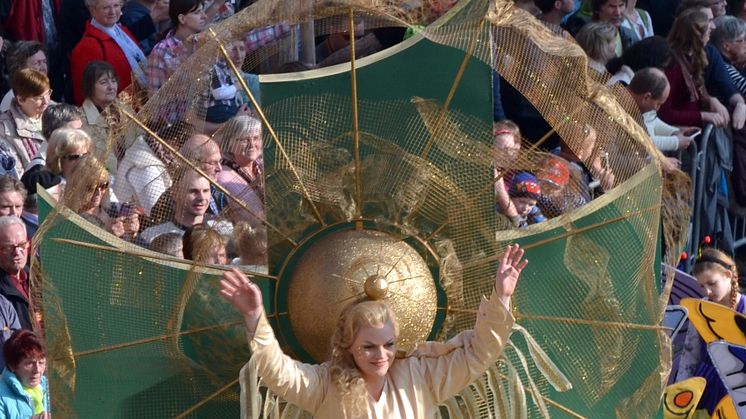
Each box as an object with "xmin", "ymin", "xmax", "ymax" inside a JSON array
[
  {"xmin": 676, "ymin": 53, "xmax": 703, "ymax": 103},
  {"xmin": 91, "ymin": 19, "xmax": 147, "ymax": 87}
]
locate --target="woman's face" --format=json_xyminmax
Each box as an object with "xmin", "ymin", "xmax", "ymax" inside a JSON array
[
  {"xmin": 349, "ymin": 322, "xmax": 396, "ymax": 382},
  {"xmin": 86, "ymin": 180, "xmax": 109, "ymax": 212},
  {"xmin": 696, "ymin": 268, "xmax": 732, "ymax": 306},
  {"xmin": 90, "ymin": 0, "xmax": 122, "ymax": 27},
  {"xmin": 701, "ymin": 7, "xmax": 716, "ymax": 45},
  {"xmin": 25, "ymin": 51, "xmax": 48, "ymax": 75},
  {"xmin": 178, "ymin": 5, "xmax": 207, "ymax": 34},
  {"xmin": 13, "ymin": 355, "xmax": 46, "ymax": 388},
  {"xmin": 60, "ymin": 144, "xmax": 89, "ymax": 178},
  {"xmin": 91, "ymin": 73, "xmax": 118, "ymax": 108},
  {"xmin": 233, "ymin": 128, "xmax": 262, "ymax": 166},
  {"xmin": 17, "ymin": 89, "xmax": 51, "ymax": 119},
  {"xmin": 709, "ymin": 0, "xmax": 727, "ymax": 18}
]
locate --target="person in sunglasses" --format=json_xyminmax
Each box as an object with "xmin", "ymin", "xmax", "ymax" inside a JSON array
[
  {"xmin": 45, "ymin": 128, "xmax": 92, "ymax": 181},
  {"xmin": 61, "ymin": 155, "xmax": 112, "ymax": 228}
]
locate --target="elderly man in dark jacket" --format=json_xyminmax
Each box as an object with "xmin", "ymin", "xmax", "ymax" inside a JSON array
[{"xmin": 0, "ymin": 216, "xmax": 32, "ymax": 330}]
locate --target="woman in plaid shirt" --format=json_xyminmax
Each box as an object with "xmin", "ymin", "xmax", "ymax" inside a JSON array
[{"xmin": 146, "ymin": 0, "xmax": 207, "ymax": 94}]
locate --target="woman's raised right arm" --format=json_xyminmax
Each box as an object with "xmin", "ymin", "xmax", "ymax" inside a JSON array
[{"xmin": 220, "ymin": 268, "xmax": 329, "ymax": 413}]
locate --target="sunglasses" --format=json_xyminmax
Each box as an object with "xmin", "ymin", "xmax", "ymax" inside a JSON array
[
  {"xmin": 89, "ymin": 181, "xmax": 109, "ymax": 192},
  {"xmin": 63, "ymin": 153, "xmax": 89, "ymax": 161}
]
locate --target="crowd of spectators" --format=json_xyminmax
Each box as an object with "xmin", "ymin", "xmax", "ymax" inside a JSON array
[
  {"xmin": 0, "ymin": 0, "xmax": 737, "ymax": 415},
  {"xmin": 509, "ymin": 3, "xmax": 746, "ymax": 413},
  {"xmin": 500, "ymin": 0, "xmax": 746, "ymax": 252}
]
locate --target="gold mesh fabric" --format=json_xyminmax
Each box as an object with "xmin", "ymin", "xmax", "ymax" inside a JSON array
[{"xmin": 32, "ymin": 0, "xmax": 689, "ymax": 417}]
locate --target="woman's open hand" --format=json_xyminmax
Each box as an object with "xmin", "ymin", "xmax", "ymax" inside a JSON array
[
  {"xmin": 494, "ymin": 244, "xmax": 528, "ymax": 308},
  {"xmin": 221, "ymin": 268, "xmax": 264, "ymax": 328}
]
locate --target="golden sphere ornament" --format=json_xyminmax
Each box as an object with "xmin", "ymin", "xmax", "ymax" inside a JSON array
[{"xmin": 363, "ymin": 275, "xmax": 389, "ymax": 300}]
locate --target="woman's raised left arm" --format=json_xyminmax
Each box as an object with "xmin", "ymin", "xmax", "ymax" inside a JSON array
[{"xmin": 417, "ymin": 245, "xmax": 527, "ymax": 403}]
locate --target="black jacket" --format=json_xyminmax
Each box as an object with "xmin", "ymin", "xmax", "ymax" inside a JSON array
[{"xmin": 0, "ymin": 270, "xmax": 31, "ymax": 330}]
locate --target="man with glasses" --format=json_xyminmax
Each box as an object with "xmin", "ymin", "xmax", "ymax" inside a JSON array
[{"xmin": 0, "ymin": 216, "xmax": 32, "ymax": 329}]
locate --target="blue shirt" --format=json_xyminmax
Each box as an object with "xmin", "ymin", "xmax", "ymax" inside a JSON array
[
  {"xmin": 705, "ymin": 44, "xmax": 739, "ymax": 104},
  {"xmin": 0, "ymin": 369, "xmax": 48, "ymax": 418}
]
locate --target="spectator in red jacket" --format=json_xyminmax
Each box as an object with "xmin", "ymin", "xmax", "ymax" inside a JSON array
[{"xmin": 70, "ymin": 0, "xmax": 146, "ymax": 105}]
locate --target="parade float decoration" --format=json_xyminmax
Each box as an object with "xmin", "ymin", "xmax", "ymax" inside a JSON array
[{"xmin": 33, "ymin": 0, "xmax": 690, "ymax": 417}]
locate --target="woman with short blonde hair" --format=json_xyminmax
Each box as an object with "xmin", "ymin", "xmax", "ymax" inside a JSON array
[
  {"xmin": 215, "ymin": 115, "xmax": 264, "ymax": 226},
  {"xmin": 46, "ymin": 128, "xmax": 92, "ymax": 178}
]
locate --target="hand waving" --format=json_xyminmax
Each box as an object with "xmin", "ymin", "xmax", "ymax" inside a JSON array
[
  {"xmin": 220, "ymin": 268, "xmax": 264, "ymax": 329},
  {"xmin": 494, "ymin": 244, "xmax": 528, "ymax": 308}
]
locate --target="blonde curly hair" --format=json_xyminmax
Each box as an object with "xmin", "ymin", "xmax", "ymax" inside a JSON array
[{"xmin": 329, "ymin": 300, "xmax": 399, "ymax": 415}]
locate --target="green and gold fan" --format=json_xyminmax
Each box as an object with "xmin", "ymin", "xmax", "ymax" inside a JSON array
[{"xmin": 34, "ymin": 0, "xmax": 689, "ymax": 417}]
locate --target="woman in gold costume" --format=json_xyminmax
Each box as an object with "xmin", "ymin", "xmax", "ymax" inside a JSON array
[{"xmin": 220, "ymin": 244, "xmax": 526, "ymax": 418}]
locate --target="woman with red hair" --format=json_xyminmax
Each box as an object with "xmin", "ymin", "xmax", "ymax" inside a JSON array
[{"xmin": 0, "ymin": 330, "xmax": 49, "ymax": 418}]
